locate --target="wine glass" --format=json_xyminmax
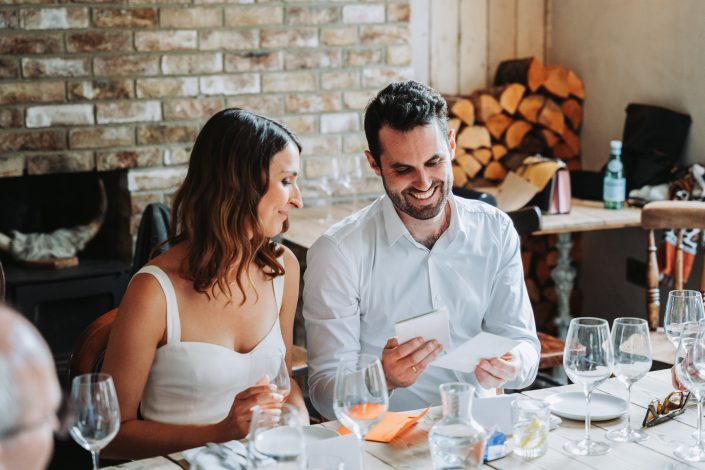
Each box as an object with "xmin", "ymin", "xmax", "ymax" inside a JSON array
[
  {"xmin": 562, "ymin": 317, "xmax": 613, "ymax": 456},
  {"xmin": 333, "ymin": 354, "xmax": 388, "ymax": 469},
  {"xmin": 316, "ymin": 157, "xmax": 340, "ymax": 224},
  {"xmin": 248, "ymin": 403, "xmax": 305, "ymax": 468},
  {"xmin": 664, "ymin": 290, "xmax": 705, "ymax": 348},
  {"xmin": 250, "ymin": 346, "xmax": 291, "ymax": 400},
  {"xmin": 605, "ymin": 317, "xmax": 652, "ymax": 442},
  {"xmin": 69, "ymin": 373, "xmax": 121, "ymax": 470},
  {"xmin": 674, "ymin": 321, "xmax": 705, "ymax": 461}
]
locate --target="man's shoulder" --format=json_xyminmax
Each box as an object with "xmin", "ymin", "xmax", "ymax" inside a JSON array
[
  {"xmin": 310, "ymin": 198, "xmax": 384, "ymax": 252},
  {"xmin": 453, "ymin": 195, "xmax": 511, "ymax": 226}
]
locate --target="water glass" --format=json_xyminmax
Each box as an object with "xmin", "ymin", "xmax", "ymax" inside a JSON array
[
  {"xmin": 664, "ymin": 290, "xmax": 705, "ymax": 348},
  {"xmin": 250, "ymin": 346, "xmax": 291, "ymax": 400},
  {"xmin": 674, "ymin": 321, "xmax": 705, "ymax": 462},
  {"xmin": 511, "ymin": 398, "xmax": 549, "ymax": 459},
  {"xmin": 248, "ymin": 404, "xmax": 305, "ymax": 469}
]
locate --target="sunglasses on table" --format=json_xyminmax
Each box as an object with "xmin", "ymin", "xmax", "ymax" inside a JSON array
[{"xmin": 642, "ymin": 390, "xmax": 690, "ymax": 428}]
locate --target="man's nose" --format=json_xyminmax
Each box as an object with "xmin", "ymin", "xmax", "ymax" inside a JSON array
[{"xmin": 412, "ymin": 169, "xmax": 432, "ymax": 190}]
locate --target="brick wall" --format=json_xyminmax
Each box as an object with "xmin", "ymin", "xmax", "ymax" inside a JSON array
[{"xmin": 0, "ymin": 1, "xmax": 412, "ymax": 236}]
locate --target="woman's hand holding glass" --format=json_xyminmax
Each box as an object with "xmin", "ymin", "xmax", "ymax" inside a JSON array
[{"xmin": 219, "ymin": 379, "xmax": 285, "ymax": 440}]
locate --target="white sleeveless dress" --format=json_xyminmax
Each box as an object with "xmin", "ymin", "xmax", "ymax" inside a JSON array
[{"xmin": 136, "ymin": 264, "xmax": 286, "ymax": 425}]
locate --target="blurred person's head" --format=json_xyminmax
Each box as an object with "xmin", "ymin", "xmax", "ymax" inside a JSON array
[{"xmin": 0, "ymin": 304, "xmax": 61, "ymax": 470}]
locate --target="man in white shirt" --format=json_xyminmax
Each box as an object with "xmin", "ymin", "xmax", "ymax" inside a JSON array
[{"xmin": 303, "ymin": 80, "xmax": 540, "ymax": 419}]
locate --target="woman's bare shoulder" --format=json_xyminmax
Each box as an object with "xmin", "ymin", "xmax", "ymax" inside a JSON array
[{"xmin": 279, "ymin": 244, "xmax": 299, "ymax": 271}]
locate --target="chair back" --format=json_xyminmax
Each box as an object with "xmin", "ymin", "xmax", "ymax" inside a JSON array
[
  {"xmin": 68, "ymin": 308, "xmax": 118, "ymax": 382},
  {"xmin": 641, "ymin": 201, "xmax": 705, "ymax": 329},
  {"xmin": 0, "ymin": 259, "xmax": 5, "ymax": 302}
]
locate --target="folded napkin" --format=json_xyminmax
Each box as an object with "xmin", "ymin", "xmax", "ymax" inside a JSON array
[{"xmin": 337, "ymin": 407, "xmax": 430, "ymax": 443}]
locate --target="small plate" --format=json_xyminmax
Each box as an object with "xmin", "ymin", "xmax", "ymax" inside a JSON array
[
  {"xmin": 546, "ymin": 392, "xmax": 628, "ymax": 421},
  {"xmin": 302, "ymin": 425, "xmax": 338, "ymax": 442}
]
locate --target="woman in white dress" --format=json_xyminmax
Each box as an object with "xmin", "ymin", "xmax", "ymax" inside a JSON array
[{"xmin": 102, "ymin": 109, "xmax": 308, "ymax": 459}]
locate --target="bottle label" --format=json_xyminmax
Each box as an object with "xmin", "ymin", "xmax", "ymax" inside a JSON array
[
  {"xmin": 607, "ymin": 159, "xmax": 623, "ymax": 173},
  {"xmin": 604, "ymin": 177, "xmax": 626, "ymax": 202}
]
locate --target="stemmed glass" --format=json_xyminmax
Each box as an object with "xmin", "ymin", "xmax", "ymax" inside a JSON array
[
  {"xmin": 664, "ymin": 290, "xmax": 705, "ymax": 348},
  {"xmin": 605, "ymin": 317, "xmax": 652, "ymax": 442},
  {"xmin": 248, "ymin": 404, "xmax": 305, "ymax": 468},
  {"xmin": 674, "ymin": 321, "xmax": 705, "ymax": 461},
  {"xmin": 250, "ymin": 346, "xmax": 291, "ymax": 401},
  {"xmin": 333, "ymin": 353, "xmax": 389, "ymax": 469},
  {"xmin": 562, "ymin": 317, "xmax": 613, "ymax": 456},
  {"xmin": 69, "ymin": 373, "xmax": 121, "ymax": 470},
  {"xmin": 316, "ymin": 157, "xmax": 340, "ymax": 224}
]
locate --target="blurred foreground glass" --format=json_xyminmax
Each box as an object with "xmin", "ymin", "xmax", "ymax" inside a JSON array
[
  {"xmin": 306, "ymin": 454, "xmax": 344, "ymax": 470},
  {"xmin": 562, "ymin": 317, "xmax": 613, "ymax": 456},
  {"xmin": 664, "ymin": 290, "xmax": 705, "ymax": 348},
  {"xmin": 69, "ymin": 373, "xmax": 121, "ymax": 470},
  {"xmin": 248, "ymin": 404, "xmax": 304, "ymax": 469},
  {"xmin": 673, "ymin": 321, "xmax": 705, "ymax": 461},
  {"xmin": 606, "ymin": 317, "xmax": 652, "ymax": 442},
  {"xmin": 511, "ymin": 398, "xmax": 549, "ymax": 459},
  {"xmin": 428, "ymin": 383, "xmax": 487, "ymax": 469}
]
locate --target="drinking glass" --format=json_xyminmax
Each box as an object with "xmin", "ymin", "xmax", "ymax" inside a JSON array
[
  {"xmin": 511, "ymin": 398, "xmax": 550, "ymax": 459},
  {"xmin": 605, "ymin": 317, "xmax": 652, "ymax": 442},
  {"xmin": 250, "ymin": 347, "xmax": 291, "ymax": 400},
  {"xmin": 674, "ymin": 321, "xmax": 705, "ymax": 462},
  {"xmin": 316, "ymin": 157, "xmax": 340, "ymax": 224},
  {"xmin": 69, "ymin": 373, "xmax": 121, "ymax": 470},
  {"xmin": 664, "ymin": 290, "xmax": 705, "ymax": 348},
  {"xmin": 333, "ymin": 354, "xmax": 388, "ymax": 469},
  {"xmin": 248, "ymin": 404, "xmax": 305, "ymax": 469},
  {"xmin": 562, "ymin": 317, "xmax": 613, "ymax": 456}
]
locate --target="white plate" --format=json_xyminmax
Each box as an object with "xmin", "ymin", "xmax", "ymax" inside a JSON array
[
  {"xmin": 546, "ymin": 392, "xmax": 628, "ymax": 421},
  {"xmin": 302, "ymin": 425, "xmax": 338, "ymax": 442}
]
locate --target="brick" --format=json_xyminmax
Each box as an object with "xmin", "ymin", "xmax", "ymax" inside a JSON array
[
  {"xmin": 130, "ymin": 191, "xmax": 163, "ymax": 215},
  {"xmin": 27, "ymin": 151, "xmax": 94, "ymax": 175},
  {"xmin": 362, "ymin": 66, "xmax": 413, "ymax": 87},
  {"xmin": 320, "ymin": 70, "xmax": 358, "ymax": 90},
  {"xmin": 96, "ymin": 147, "xmax": 160, "ymax": 171},
  {"xmin": 94, "ymin": 55, "xmax": 159, "ymax": 76},
  {"xmin": 127, "ymin": 0, "xmax": 189, "ymax": 4},
  {"xmin": 345, "ymin": 48, "xmax": 383, "ymax": 66},
  {"xmin": 342, "ymin": 4, "xmax": 384, "ymax": 24},
  {"xmin": 286, "ymin": 6, "xmax": 338, "ymax": 25},
  {"xmin": 226, "ymin": 95, "xmax": 282, "ymax": 117},
  {"xmin": 285, "ymin": 92, "xmax": 341, "ymax": 113},
  {"xmin": 299, "ymin": 135, "xmax": 340, "ymax": 156},
  {"xmin": 225, "ymin": 51, "xmax": 282, "ymax": 72},
  {"xmin": 387, "ymin": 45, "xmax": 411, "ymax": 65},
  {"xmin": 137, "ymin": 124, "xmax": 199, "ymax": 145},
  {"xmin": 344, "ymin": 133, "xmax": 367, "ymax": 153},
  {"xmin": 163, "ymin": 96, "xmax": 224, "ymax": 120},
  {"xmin": 0, "ymin": 130, "xmax": 65, "ymax": 153},
  {"xmin": 199, "ymin": 30, "xmax": 258, "ymax": 50},
  {"xmin": 67, "ymin": 31, "xmax": 131, "ymax": 52},
  {"xmin": 26, "ymin": 104, "xmax": 93, "ymax": 128},
  {"xmin": 162, "ymin": 52, "xmax": 222, "ymax": 74},
  {"xmin": 388, "ymin": 3, "xmax": 410, "ymax": 22},
  {"xmin": 321, "ymin": 112, "xmax": 359, "ymax": 134},
  {"xmin": 320, "ymin": 27, "xmax": 357, "ymax": 46},
  {"xmin": 96, "ymin": 101, "xmax": 161, "ymax": 124},
  {"xmin": 262, "ymin": 71, "xmax": 315, "ymax": 93},
  {"xmin": 69, "ymin": 79, "xmax": 133, "ymax": 101},
  {"xmin": 200, "ymin": 74, "xmax": 259, "ymax": 95},
  {"xmin": 303, "ymin": 155, "xmax": 340, "ymax": 179},
  {"xmin": 361, "ymin": 25, "xmax": 408, "ymax": 45},
  {"xmin": 194, "ymin": 0, "xmax": 253, "ymax": 3},
  {"xmin": 0, "ymin": 34, "xmax": 61, "ymax": 54},
  {"xmin": 136, "ymin": 77, "xmax": 198, "ymax": 98},
  {"xmin": 343, "ymin": 90, "xmax": 374, "ymax": 110},
  {"xmin": 0, "ymin": 10, "xmax": 18, "ymax": 29},
  {"xmin": 261, "ymin": 28, "xmax": 317, "ymax": 48},
  {"xmin": 0, "ymin": 109, "xmax": 22, "ymax": 128},
  {"xmin": 285, "ymin": 49, "xmax": 340, "ymax": 70},
  {"xmin": 22, "ymin": 57, "xmax": 89, "ymax": 78},
  {"xmin": 21, "ymin": 7, "xmax": 89, "ymax": 29},
  {"xmin": 93, "ymin": 8, "xmax": 157, "ymax": 28},
  {"xmin": 0, "ymin": 81, "xmax": 64, "ymax": 104},
  {"xmin": 136, "ymin": 30, "xmax": 196, "ymax": 51},
  {"xmin": 279, "ymin": 115, "xmax": 315, "ymax": 135},
  {"xmin": 163, "ymin": 146, "xmax": 191, "ymax": 165},
  {"xmin": 69, "ymin": 126, "xmax": 134, "ymax": 149},
  {"xmin": 225, "ymin": 6, "xmax": 283, "ymax": 26},
  {"xmin": 0, "ymin": 156, "xmax": 23, "ymax": 177},
  {"xmin": 161, "ymin": 7, "xmax": 222, "ymax": 28},
  {"xmin": 128, "ymin": 167, "xmax": 188, "ymax": 192},
  {"xmin": 0, "ymin": 58, "xmax": 18, "ymax": 78}
]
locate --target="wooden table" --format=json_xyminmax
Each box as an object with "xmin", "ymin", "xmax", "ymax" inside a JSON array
[{"xmin": 109, "ymin": 369, "xmax": 704, "ymax": 469}]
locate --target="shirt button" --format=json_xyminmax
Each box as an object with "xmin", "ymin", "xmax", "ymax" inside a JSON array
[{"xmin": 434, "ymin": 295, "xmax": 441, "ymax": 302}]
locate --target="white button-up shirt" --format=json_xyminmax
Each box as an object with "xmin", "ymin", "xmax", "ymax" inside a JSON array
[{"xmin": 303, "ymin": 195, "xmax": 540, "ymax": 419}]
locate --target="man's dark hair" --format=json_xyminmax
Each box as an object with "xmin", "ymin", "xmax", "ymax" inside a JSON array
[{"xmin": 364, "ymin": 80, "xmax": 449, "ymax": 167}]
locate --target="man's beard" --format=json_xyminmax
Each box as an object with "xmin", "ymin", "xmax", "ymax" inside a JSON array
[{"xmin": 382, "ymin": 175, "xmax": 452, "ymax": 220}]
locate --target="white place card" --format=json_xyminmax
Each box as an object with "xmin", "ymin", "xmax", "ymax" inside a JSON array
[
  {"xmin": 394, "ymin": 308, "xmax": 452, "ymax": 352},
  {"xmin": 431, "ymin": 331, "xmax": 520, "ymax": 374},
  {"xmin": 306, "ymin": 433, "xmax": 361, "ymax": 470}
]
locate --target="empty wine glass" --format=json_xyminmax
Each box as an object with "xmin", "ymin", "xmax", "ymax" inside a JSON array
[
  {"xmin": 562, "ymin": 317, "xmax": 613, "ymax": 456},
  {"xmin": 315, "ymin": 157, "xmax": 340, "ymax": 224},
  {"xmin": 248, "ymin": 403, "xmax": 305, "ymax": 468},
  {"xmin": 664, "ymin": 290, "xmax": 705, "ymax": 348},
  {"xmin": 605, "ymin": 317, "xmax": 652, "ymax": 442},
  {"xmin": 69, "ymin": 373, "xmax": 121, "ymax": 470},
  {"xmin": 333, "ymin": 354, "xmax": 388, "ymax": 469},
  {"xmin": 250, "ymin": 346, "xmax": 291, "ymax": 401},
  {"xmin": 674, "ymin": 321, "xmax": 705, "ymax": 461}
]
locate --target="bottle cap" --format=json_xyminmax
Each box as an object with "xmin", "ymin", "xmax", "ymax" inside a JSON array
[{"xmin": 610, "ymin": 140, "xmax": 622, "ymax": 151}]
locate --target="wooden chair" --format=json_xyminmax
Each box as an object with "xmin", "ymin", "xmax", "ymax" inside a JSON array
[{"xmin": 642, "ymin": 200, "xmax": 705, "ymax": 330}]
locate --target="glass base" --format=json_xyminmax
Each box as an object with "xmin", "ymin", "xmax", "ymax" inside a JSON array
[
  {"xmin": 563, "ymin": 439, "xmax": 611, "ymax": 456},
  {"xmin": 605, "ymin": 426, "xmax": 649, "ymax": 443},
  {"xmin": 675, "ymin": 443, "xmax": 705, "ymax": 462}
]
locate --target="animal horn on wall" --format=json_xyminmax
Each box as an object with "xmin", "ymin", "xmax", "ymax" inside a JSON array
[{"xmin": 0, "ymin": 178, "xmax": 108, "ymax": 264}]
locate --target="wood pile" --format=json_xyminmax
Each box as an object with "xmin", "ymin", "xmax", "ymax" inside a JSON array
[{"xmin": 448, "ymin": 57, "xmax": 584, "ymax": 188}]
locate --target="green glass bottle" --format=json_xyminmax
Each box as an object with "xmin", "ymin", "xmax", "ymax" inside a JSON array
[{"xmin": 603, "ymin": 140, "xmax": 625, "ymax": 209}]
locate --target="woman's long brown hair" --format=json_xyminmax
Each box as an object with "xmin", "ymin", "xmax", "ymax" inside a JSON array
[{"xmin": 169, "ymin": 108, "xmax": 301, "ymax": 303}]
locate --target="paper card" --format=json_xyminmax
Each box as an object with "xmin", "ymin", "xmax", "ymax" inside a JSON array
[
  {"xmin": 337, "ymin": 408, "xmax": 430, "ymax": 443},
  {"xmin": 472, "ymin": 394, "xmax": 516, "ymax": 434},
  {"xmin": 394, "ymin": 308, "xmax": 451, "ymax": 351},
  {"xmin": 306, "ymin": 434, "xmax": 361, "ymax": 470},
  {"xmin": 431, "ymin": 331, "xmax": 520, "ymax": 374}
]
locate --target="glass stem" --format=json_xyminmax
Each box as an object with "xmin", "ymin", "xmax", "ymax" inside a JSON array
[
  {"xmin": 91, "ymin": 450, "xmax": 99, "ymax": 470},
  {"xmin": 356, "ymin": 432, "xmax": 365, "ymax": 470},
  {"xmin": 584, "ymin": 387, "xmax": 592, "ymax": 443},
  {"xmin": 625, "ymin": 383, "xmax": 632, "ymax": 432},
  {"xmin": 698, "ymin": 396, "xmax": 703, "ymax": 448}
]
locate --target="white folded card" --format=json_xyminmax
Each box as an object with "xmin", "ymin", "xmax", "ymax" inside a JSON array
[
  {"xmin": 471, "ymin": 394, "xmax": 516, "ymax": 434},
  {"xmin": 431, "ymin": 331, "xmax": 520, "ymax": 373},
  {"xmin": 394, "ymin": 308, "xmax": 451, "ymax": 351},
  {"xmin": 306, "ymin": 434, "xmax": 361, "ymax": 470}
]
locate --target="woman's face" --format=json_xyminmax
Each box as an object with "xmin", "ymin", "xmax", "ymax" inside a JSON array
[{"xmin": 257, "ymin": 142, "xmax": 303, "ymax": 238}]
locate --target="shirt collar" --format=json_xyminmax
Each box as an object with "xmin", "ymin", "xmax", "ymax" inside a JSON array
[{"xmin": 380, "ymin": 194, "xmax": 464, "ymax": 247}]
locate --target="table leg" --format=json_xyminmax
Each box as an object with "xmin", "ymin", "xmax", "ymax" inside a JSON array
[{"xmin": 552, "ymin": 232, "xmax": 577, "ymax": 339}]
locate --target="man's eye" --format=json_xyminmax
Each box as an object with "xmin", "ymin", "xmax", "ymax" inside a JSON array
[{"xmin": 395, "ymin": 168, "xmax": 410, "ymax": 174}]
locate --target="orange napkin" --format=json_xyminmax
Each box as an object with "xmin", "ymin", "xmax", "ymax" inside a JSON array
[{"xmin": 337, "ymin": 407, "xmax": 430, "ymax": 443}]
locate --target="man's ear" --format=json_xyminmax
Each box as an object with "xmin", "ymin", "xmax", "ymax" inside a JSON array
[
  {"xmin": 447, "ymin": 128, "xmax": 457, "ymax": 162},
  {"xmin": 364, "ymin": 150, "xmax": 382, "ymax": 177}
]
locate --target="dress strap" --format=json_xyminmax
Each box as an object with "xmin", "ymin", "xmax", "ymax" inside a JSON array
[
  {"xmin": 133, "ymin": 265, "xmax": 181, "ymax": 344},
  {"xmin": 273, "ymin": 256, "xmax": 285, "ymax": 314}
]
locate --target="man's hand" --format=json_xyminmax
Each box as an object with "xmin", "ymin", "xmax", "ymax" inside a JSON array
[
  {"xmin": 382, "ymin": 337, "xmax": 443, "ymax": 390},
  {"xmin": 474, "ymin": 352, "xmax": 518, "ymax": 389}
]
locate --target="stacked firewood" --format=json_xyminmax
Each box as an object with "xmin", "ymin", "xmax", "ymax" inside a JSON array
[{"xmin": 448, "ymin": 57, "xmax": 584, "ymax": 188}]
